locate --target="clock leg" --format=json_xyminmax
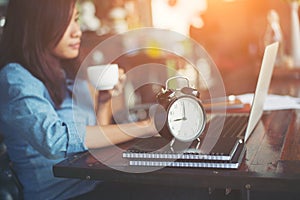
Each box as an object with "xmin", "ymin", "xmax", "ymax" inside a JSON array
[
  {"xmin": 195, "ymin": 138, "xmax": 201, "ymax": 150},
  {"xmin": 170, "ymin": 138, "xmax": 176, "ymax": 152}
]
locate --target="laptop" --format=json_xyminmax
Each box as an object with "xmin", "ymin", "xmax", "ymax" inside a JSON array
[{"xmin": 123, "ymin": 42, "xmax": 279, "ymax": 169}]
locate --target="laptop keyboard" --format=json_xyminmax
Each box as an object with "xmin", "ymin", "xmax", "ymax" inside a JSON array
[
  {"xmin": 195, "ymin": 115, "xmax": 249, "ymax": 155},
  {"xmin": 204, "ymin": 115, "xmax": 249, "ymax": 139}
]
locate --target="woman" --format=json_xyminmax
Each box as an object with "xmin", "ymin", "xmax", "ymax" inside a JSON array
[{"xmin": 0, "ymin": 0, "xmax": 155, "ymax": 199}]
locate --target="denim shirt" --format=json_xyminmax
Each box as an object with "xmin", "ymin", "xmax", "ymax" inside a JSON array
[{"xmin": 0, "ymin": 63, "xmax": 100, "ymax": 200}]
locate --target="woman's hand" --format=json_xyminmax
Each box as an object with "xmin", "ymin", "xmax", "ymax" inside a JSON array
[
  {"xmin": 97, "ymin": 68, "xmax": 126, "ymax": 125},
  {"xmin": 112, "ymin": 67, "xmax": 126, "ymax": 96},
  {"xmin": 98, "ymin": 68, "xmax": 126, "ymax": 103}
]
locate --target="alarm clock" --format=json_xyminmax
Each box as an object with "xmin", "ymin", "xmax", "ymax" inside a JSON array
[{"xmin": 154, "ymin": 76, "xmax": 206, "ymax": 144}]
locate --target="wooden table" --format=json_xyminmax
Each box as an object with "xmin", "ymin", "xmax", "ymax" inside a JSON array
[
  {"xmin": 53, "ymin": 110, "xmax": 300, "ymax": 199},
  {"xmin": 53, "ymin": 66, "xmax": 300, "ymax": 200}
]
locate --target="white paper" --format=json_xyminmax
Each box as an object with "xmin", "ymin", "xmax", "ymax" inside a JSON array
[{"xmin": 236, "ymin": 94, "xmax": 300, "ymax": 111}]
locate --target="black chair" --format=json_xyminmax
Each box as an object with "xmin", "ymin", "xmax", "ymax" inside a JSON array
[{"xmin": 0, "ymin": 133, "xmax": 23, "ymax": 200}]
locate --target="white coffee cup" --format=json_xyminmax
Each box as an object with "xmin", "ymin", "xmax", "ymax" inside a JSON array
[{"xmin": 87, "ymin": 64, "xmax": 119, "ymax": 90}]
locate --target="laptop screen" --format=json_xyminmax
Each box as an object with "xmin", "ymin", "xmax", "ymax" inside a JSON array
[{"xmin": 244, "ymin": 42, "xmax": 279, "ymax": 141}]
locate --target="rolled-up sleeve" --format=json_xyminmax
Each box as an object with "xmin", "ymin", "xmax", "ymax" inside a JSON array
[
  {"xmin": 65, "ymin": 121, "xmax": 87, "ymax": 154},
  {"xmin": 0, "ymin": 64, "xmax": 88, "ymax": 159}
]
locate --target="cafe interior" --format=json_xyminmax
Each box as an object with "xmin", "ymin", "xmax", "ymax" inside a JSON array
[
  {"xmin": 1, "ymin": 0, "xmax": 300, "ymax": 200},
  {"xmin": 0, "ymin": 0, "xmax": 296, "ymax": 113},
  {"xmin": 75, "ymin": 0, "xmax": 297, "ymax": 119}
]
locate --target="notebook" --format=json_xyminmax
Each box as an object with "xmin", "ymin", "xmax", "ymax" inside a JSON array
[
  {"xmin": 123, "ymin": 42, "xmax": 279, "ymax": 169},
  {"xmin": 127, "ymin": 136, "xmax": 246, "ymax": 169}
]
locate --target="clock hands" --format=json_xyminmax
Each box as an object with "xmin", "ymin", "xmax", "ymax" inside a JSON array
[
  {"xmin": 173, "ymin": 102, "xmax": 187, "ymax": 122},
  {"xmin": 173, "ymin": 118, "xmax": 185, "ymax": 122},
  {"xmin": 182, "ymin": 101, "xmax": 187, "ymax": 120}
]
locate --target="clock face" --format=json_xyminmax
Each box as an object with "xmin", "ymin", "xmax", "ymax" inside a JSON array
[{"xmin": 167, "ymin": 96, "xmax": 206, "ymax": 142}]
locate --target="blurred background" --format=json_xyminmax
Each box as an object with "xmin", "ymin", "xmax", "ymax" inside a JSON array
[
  {"xmin": 0, "ymin": 0, "xmax": 293, "ymax": 88},
  {"xmin": 0, "ymin": 0, "xmax": 297, "ymax": 120},
  {"xmin": 76, "ymin": 0, "xmax": 292, "ymax": 70}
]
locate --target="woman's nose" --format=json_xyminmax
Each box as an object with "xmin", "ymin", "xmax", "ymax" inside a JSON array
[{"xmin": 72, "ymin": 24, "xmax": 82, "ymax": 38}]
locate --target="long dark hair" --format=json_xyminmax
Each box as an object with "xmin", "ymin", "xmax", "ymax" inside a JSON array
[{"xmin": 0, "ymin": 0, "xmax": 77, "ymax": 107}]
